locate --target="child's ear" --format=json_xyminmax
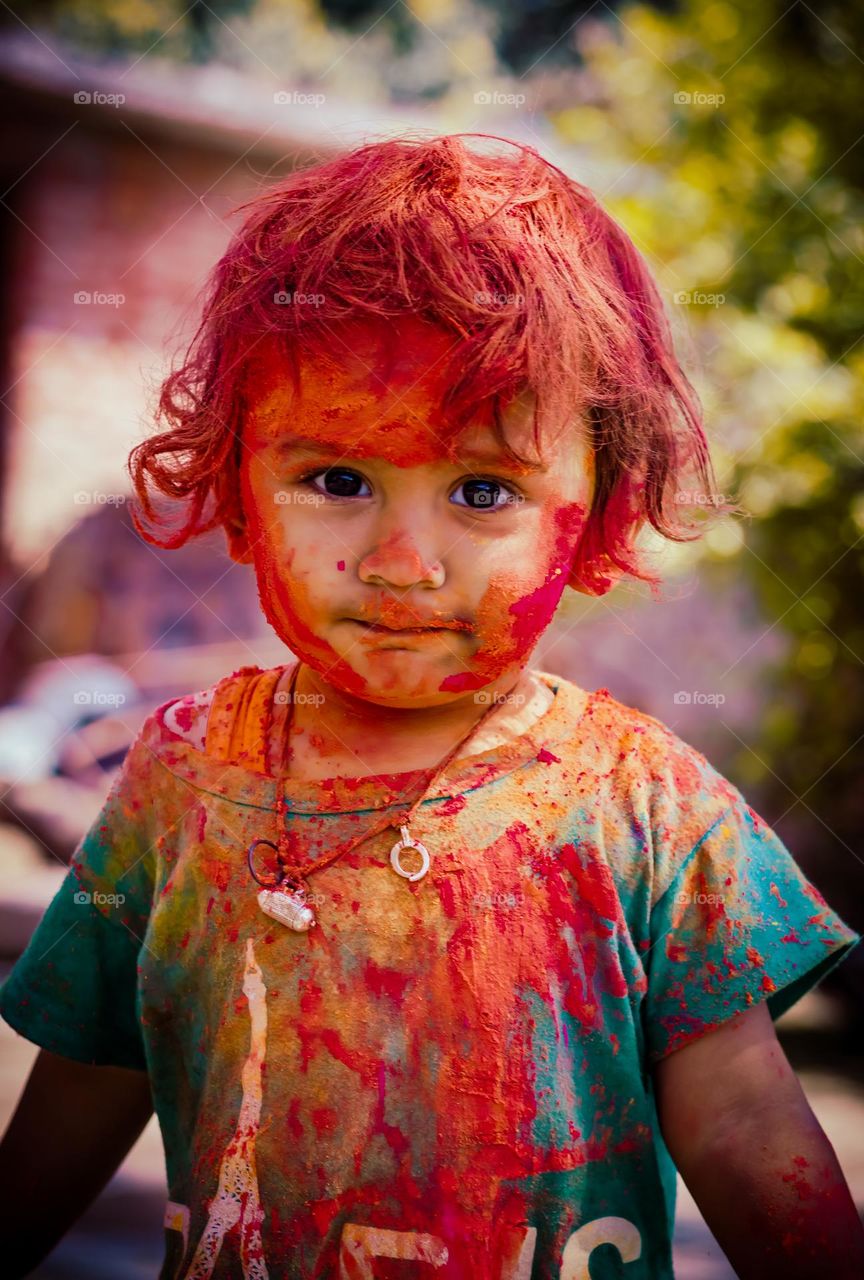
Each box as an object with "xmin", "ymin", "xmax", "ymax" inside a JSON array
[{"xmin": 226, "ymin": 519, "xmax": 254, "ymax": 565}]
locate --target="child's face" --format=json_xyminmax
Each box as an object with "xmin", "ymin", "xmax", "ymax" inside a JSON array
[{"xmin": 232, "ymin": 315, "xmax": 594, "ymax": 704}]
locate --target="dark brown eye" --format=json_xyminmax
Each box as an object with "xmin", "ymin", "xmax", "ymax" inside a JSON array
[
  {"xmin": 451, "ymin": 478, "xmax": 515, "ymax": 510},
  {"xmin": 308, "ymin": 468, "xmax": 371, "ymax": 498}
]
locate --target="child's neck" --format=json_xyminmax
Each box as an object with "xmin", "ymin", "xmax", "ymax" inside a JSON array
[{"xmin": 271, "ymin": 663, "xmax": 553, "ymax": 781}]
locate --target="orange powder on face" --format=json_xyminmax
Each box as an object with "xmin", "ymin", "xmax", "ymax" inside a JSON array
[
  {"xmin": 242, "ymin": 323, "xmax": 529, "ymax": 471},
  {"xmin": 239, "ymin": 319, "xmax": 593, "ymax": 698}
]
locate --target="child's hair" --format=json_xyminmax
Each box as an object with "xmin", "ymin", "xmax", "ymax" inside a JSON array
[{"xmin": 128, "ymin": 131, "xmax": 733, "ymax": 595}]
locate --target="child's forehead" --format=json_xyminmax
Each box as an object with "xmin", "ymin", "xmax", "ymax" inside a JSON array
[
  {"xmin": 242, "ymin": 319, "xmax": 543, "ymax": 470},
  {"xmin": 246, "ymin": 314, "xmax": 460, "ymax": 406}
]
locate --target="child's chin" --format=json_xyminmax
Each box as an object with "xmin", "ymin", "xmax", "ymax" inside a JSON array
[
  {"xmin": 322, "ymin": 649, "xmax": 489, "ymax": 704},
  {"xmin": 352, "ymin": 652, "xmax": 463, "ymax": 696}
]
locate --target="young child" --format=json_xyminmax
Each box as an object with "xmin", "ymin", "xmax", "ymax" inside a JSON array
[{"xmin": 1, "ymin": 134, "xmax": 861, "ymax": 1280}]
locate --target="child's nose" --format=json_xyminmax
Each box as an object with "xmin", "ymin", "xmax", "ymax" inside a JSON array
[{"xmin": 358, "ymin": 529, "xmax": 445, "ymax": 590}]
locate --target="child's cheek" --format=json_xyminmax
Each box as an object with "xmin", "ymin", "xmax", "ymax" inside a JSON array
[
  {"xmin": 259, "ymin": 555, "xmax": 370, "ymax": 694},
  {"xmin": 440, "ymin": 499, "xmax": 588, "ymax": 691},
  {"xmin": 243, "ymin": 476, "xmax": 369, "ymax": 692}
]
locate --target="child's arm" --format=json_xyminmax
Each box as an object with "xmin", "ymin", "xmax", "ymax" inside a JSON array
[
  {"xmin": 654, "ymin": 1001, "xmax": 864, "ymax": 1279},
  {"xmin": 0, "ymin": 1046, "xmax": 154, "ymax": 1278}
]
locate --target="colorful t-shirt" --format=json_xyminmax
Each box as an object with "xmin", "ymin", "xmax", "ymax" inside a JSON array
[{"xmin": 1, "ymin": 663, "xmax": 859, "ymax": 1280}]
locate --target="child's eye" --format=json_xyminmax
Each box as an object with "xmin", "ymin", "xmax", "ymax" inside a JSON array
[
  {"xmin": 301, "ymin": 467, "xmax": 372, "ymax": 499},
  {"xmin": 295, "ymin": 468, "xmax": 520, "ymax": 510},
  {"xmin": 450, "ymin": 477, "xmax": 521, "ymax": 511}
]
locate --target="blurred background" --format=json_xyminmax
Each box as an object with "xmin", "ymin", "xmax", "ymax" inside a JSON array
[{"xmin": 0, "ymin": 0, "xmax": 862, "ymax": 1276}]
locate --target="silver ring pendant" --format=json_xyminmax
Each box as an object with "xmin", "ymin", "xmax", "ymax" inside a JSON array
[{"xmin": 390, "ymin": 825, "xmax": 431, "ymax": 882}]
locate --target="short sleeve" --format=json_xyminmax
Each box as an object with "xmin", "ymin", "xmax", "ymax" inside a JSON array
[
  {"xmin": 0, "ymin": 720, "xmax": 158, "ymax": 1069},
  {"xmin": 644, "ymin": 794, "xmax": 862, "ymax": 1064}
]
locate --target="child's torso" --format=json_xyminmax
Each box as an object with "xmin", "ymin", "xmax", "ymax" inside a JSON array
[{"xmin": 139, "ymin": 664, "xmax": 685, "ymax": 1280}]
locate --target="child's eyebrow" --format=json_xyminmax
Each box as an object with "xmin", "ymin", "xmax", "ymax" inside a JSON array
[{"xmin": 271, "ymin": 433, "xmax": 547, "ymax": 474}]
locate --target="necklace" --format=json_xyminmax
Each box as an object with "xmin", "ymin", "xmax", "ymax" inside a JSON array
[{"xmin": 246, "ymin": 660, "xmax": 512, "ymax": 932}]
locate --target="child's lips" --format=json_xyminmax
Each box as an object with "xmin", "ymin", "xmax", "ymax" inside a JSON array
[{"xmin": 348, "ymin": 617, "xmax": 470, "ymax": 635}]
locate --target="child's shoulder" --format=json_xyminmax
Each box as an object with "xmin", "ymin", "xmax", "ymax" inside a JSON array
[
  {"xmin": 556, "ymin": 675, "xmax": 743, "ymax": 832},
  {"xmin": 155, "ymin": 661, "xmax": 287, "ymax": 762},
  {"xmin": 555, "ymin": 672, "xmax": 721, "ymax": 774},
  {"xmin": 159, "ymin": 683, "xmax": 219, "ymax": 752}
]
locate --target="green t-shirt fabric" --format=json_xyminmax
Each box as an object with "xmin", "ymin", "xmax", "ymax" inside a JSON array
[{"xmin": 1, "ymin": 664, "xmax": 859, "ymax": 1280}]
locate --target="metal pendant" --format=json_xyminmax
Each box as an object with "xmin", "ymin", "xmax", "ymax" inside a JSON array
[
  {"xmin": 390, "ymin": 825, "xmax": 431, "ymax": 882},
  {"xmin": 248, "ymin": 836, "xmax": 316, "ymax": 932},
  {"xmin": 257, "ymin": 884, "xmax": 317, "ymax": 931}
]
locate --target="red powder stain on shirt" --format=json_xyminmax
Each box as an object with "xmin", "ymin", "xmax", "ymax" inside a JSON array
[
  {"xmin": 362, "ymin": 958, "xmax": 411, "ymax": 1002},
  {"xmin": 310, "ymin": 1200, "xmax": 334, "ymax": 1235},
  {"xmin": 805, "ymin": 880, "xmax": 831, "ymax": 908},
  {"xmin": 286, "ymin": 1097, "xmax": 304, "ymax": 1141},
  {"xmin": 746, "ymin": 945, "xmax": 765, "ymax": 967},
  {"xmin": 557, "ymin": 842, "xmax": 622, "ymax": 925},
  {"xmin": 336, "ymin": 560, "xmax": 345, "ymax": 571},
  {"xmin": 544, "ymin": 842, "xmax": 630, "ymax": 1020},
  {"xmin": 317, "ymin": 1027, "xmax": 379, "ymax": 1085},
  {"xmin": 373, "ymin": 1062, "xmax": 412, "ymax": 1163},
  {"xmin": 585, "ymin": 1137, "xmax": 609, "ymax": 1161},
  {"xmin": 438, "ymin": 877, "xmax": 459, "ymax": 919},
  {"xmin": 201, "ymin": 858, "xmax": 232, "ymax": 892},
  {"xmin": 613, "ymin": 1134, "xmax": 640, "ymax": 1154},
  {"xmin": 536, "ymin": 747, "xmax": 561, "ymax": 765},
  {"xmin": 299, "ymin": 981, "xmax": 324, "ymax": 1021},
  {"xmin": 172, "ymin": 701, "xmax": 198, "ymax": 732},
  {"xmin": 746, "ymin": 804, "xmax": 766, "ymax": 834},
  {"xmin": 781, "ymin": 929, "xmax": 801, "ymax": 944},
  {"xmin": 310, "ymin": 1107, "xmax": 339, "ymax": 1138},
  {"xmin": 761, "ymin": 974, "xmax": 777, "ymax": 992},
  {"xmin": 438, "ymin": 794, "xmax": 467, "ymax": 816}
]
